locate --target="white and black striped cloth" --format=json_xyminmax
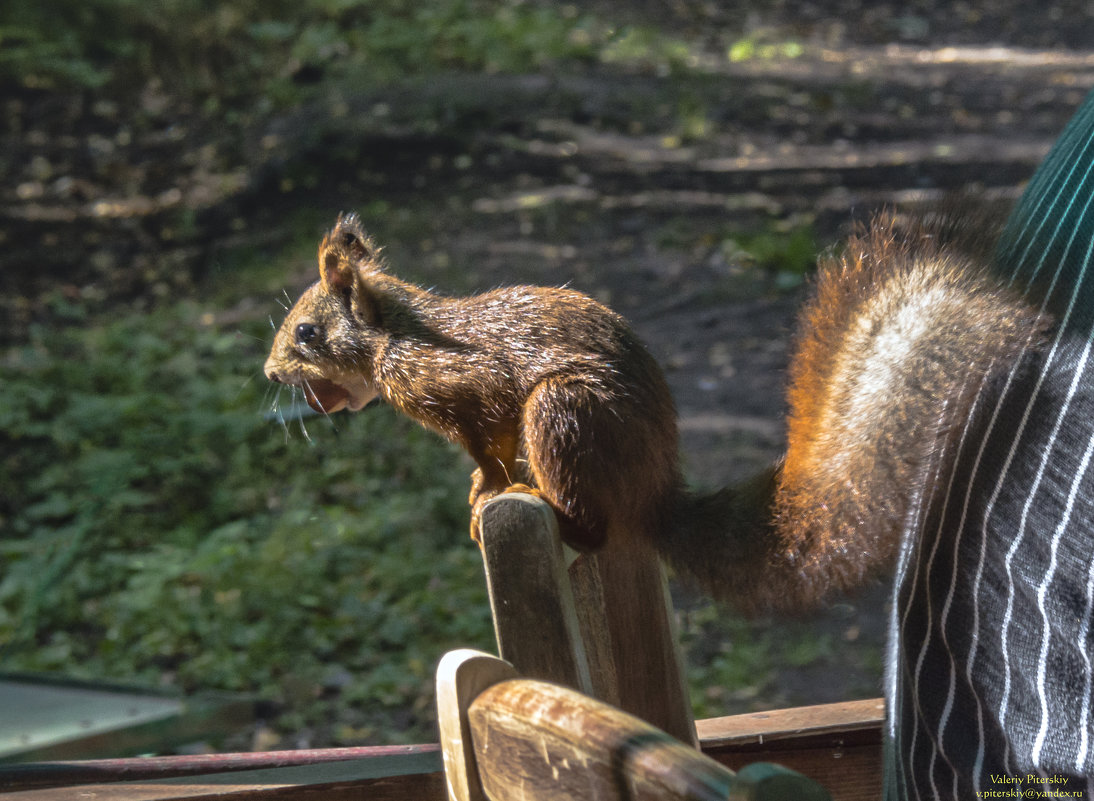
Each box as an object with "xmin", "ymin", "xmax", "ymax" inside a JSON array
[{"xmin": 885, "ymin": 90, "xmax": 1094, "ymax": 798}]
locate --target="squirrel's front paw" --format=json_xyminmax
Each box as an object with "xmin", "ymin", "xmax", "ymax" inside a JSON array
[
  {"xmin": 501, "ymin": 482, "xmax": 538, "ymax": 497},
  {"xmin": 468, "ymin": 478, "xmax": 543, "ymax": 543},
  {"xmin": 468, "ymin": 469, "xmax": 496, "ymax": 543},
  {"xmin": 468, "ymin": 467, "xmax": 486, "ymax": 507},
  {"xmin": 469, "ymin": 492, "xmax": 494, "ymax": 543}
]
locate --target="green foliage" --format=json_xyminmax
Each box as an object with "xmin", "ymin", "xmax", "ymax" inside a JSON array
[
  {"xmin": 655, "ymin": 217, "xmax": 819, "ymax": 292},
  {"xmin": 0, "ymin": 305, "xmax": 492, "ymax": 742},
  {"xmin": 727, "ymin": 35, "xmax": 804, "ymax": 63},
  {"xmin": 721, "ymin": 222, "xmax": 818, "ymax": 289},
  {"xmin": 0, "ymin": 0, "xmax": 612, "ymax": 103},
  {"xmin": 682, "ymin": 603, "xmax": 853, "ymax": 719},
  {"xmin": 0, "ymin": 0, "xmax": 835, "ymax": 738},
  {"xmin": 599, "ymin": 26, "xmax": 696, "ymax": 74},
  {"xmin": 680, "ymin": 605, "xmax": 775, "ymax": 718},
  {"xmin": 1, "ymin": 0, "xmax": 721, "ymax": 112}
]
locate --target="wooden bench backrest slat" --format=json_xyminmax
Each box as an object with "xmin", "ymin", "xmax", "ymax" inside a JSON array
[{"xmin": 478, "ymin": 494, "xmax": 696, "ymax": 745}]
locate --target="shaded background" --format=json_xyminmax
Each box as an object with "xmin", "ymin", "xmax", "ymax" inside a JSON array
[{"xmin": 1, "ymin": 0, "xmax": 1092, "ymax": 751}]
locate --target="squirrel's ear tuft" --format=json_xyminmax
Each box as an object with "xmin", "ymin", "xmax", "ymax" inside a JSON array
[
  {"xmin": 333, "ymin": 212, "xmax": 375, "ymax": 265},
  {"xmin": 318, "ymin": 212, "xmax": 379, "ymax": 292}
]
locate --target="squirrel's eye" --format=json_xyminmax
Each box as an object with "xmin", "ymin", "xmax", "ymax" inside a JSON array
[{"xmin": 295, "ymin": 323, "xmax": 319, "ymax": 346}]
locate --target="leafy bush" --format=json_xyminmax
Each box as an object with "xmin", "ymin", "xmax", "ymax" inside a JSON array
[
  {"xmin": 0, "ymin": 304, "xmax": 492, "ymax": 742},
  {"xmin": 1, "ymin": 0, "xmax": 603, "ymax": 102},
  {"xmin": 1, "ymin": 0, "xmax": 705, "ymax": 117}
]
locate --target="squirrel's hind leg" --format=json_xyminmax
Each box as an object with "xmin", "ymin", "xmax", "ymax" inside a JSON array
[{"xmin": 520, "ymin": 376, "xmax": 661, "ymax": 552}]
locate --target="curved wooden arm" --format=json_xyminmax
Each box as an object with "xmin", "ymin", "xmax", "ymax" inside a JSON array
[{"xmin": 467, "ymin": 677, "xmax": 830, "ymax": 801}]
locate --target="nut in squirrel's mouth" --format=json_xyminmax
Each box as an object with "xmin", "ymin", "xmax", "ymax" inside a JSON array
[{"xmin": 303, "ymin": 376, "xmax": 378, "ymax": 414}]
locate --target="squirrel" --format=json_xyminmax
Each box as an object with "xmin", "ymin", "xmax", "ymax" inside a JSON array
[{"xmin": 264, "ymin": 210, "xmax": 1049, "ymax": 614}]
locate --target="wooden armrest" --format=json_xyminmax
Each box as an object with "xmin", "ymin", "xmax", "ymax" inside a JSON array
[{"xmin": 436, "ymin": 649, "xmax": 830, "ymax": 801}]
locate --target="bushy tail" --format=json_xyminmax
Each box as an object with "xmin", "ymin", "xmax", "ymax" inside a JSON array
[
  {"xmin": 653, "ymin": 467, "xmax": 791, "ymax": 616},
  {"xmin": 658, "ymin": 460, "xmax": 910, "ymax": 615},
  {"xmin": 655, "ymin": 211, "xmax": 1051, "ymax": 615}
]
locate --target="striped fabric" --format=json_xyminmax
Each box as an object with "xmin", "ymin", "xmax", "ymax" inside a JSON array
[{"xmin": 885, "ymin": 91, "xmax": 1094, "ymax": 799}]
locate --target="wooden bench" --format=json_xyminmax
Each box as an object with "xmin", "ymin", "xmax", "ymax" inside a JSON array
[{"xmin": 436, "ymin": 648, "xmax": 832, "ymax": 801}]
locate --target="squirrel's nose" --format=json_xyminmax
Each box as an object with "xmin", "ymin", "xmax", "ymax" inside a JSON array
[{"xmin": 264, "ymin": 359, "xmax": 282, "ymax": 383}]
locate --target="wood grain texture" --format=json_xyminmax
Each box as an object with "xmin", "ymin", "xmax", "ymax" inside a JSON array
[
  {"xmin": 696, "ymin": 698, "xmax": 885, "ymax": 746},
  {"xmin": 699, "ymin": 699, "xmax": 884, "ymax": 801},
  {"xmin": 467, "ymin": 679, "xmax": 829, "ymax": 801},
  {"xmin": 579, "ymin": 536, "xmax": 696, "ymax": 746},
  {"xmin": 478, "ymin": 494, "xmax": 594, "ymax": 693},
  {"xmin": 435, "ymin": 650, "xmax": 518, "ymax": 801},
  {"xmin": 707, "ymin": 742, "xmax": 880, "ymax": 801},
  {"xmin": 0, "ymin": 701, "xmax": 883, "ymax": 800},
  {"xmin": 480, "ymin": 493, "xmax": 694, "ymax": 745},
  {"xmin": 566, "ymin": 552, "xmax": 620, "ymax": 705},
  {"xmin": 0, "ymin": 745, "xmax": 440, "ymax": 791},
  {"xmin": 0, "ymin": 753, "xmax": 444, "ymax": 801}
]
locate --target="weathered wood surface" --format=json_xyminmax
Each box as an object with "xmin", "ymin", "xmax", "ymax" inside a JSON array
[
  {"xmin": 0, "ymin": 745, "xmax": 440, "ymax": 791},
  {"xmin": 0, "ymin": 751, "xmax": 444, "ymax": 800},
  {"xmin": 697, "ymin": 698, "xmax": 886, "ymax": 746},
  {"xmin": 435, "ymin": 649, "xmax": 517, "ymax": 801},
  {"xmin": 0, "ymin": 701, "xmax": 883, "ymax": 799},
  {"xmin": 478, "ymin": 493, "xmax": 695, "ymax": 746},
  {"xmin": 564, "ymin": 552, "xmax": 619, "ymax": 703},
  {"xmin": 570, "ymin": 536, "xmax": 697, "ymax": 747},
  {"xmin": 467, "ymin": 678, "xmax": 829, "ymax": 801},
  {"xmin": 699, "ymin": 699, "xmax": 885, "ymax": 801},
  {"xmin": 477, "ymin": 494, "xmax": 593, "ymax": 694}
]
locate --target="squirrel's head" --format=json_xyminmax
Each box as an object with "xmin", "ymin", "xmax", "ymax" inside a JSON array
[{"xmin": 263, "ymin": 213, "xmax": 387, "ymax": 414}]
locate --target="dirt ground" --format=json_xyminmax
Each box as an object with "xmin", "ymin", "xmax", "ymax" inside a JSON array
[{"xmin": 5, "ymin": 1, "xmax": 1094, "ymax": 718}]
